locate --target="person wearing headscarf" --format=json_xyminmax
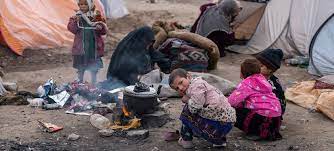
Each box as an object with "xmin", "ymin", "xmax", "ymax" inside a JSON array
[
  {"xmin": 107, "ymin": 26, "xmax": 170, "ymax": 86},
  {"xmin": 67, "ymin": 0, "xmax": 107, "ymax": 84},
  {"xmin": 191, "ymin": 0, "xmax": 242, "ymax": 57}
]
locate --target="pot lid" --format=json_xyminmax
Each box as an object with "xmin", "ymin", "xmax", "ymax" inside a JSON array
[{"xmin": 124, "ymin": 85, "xmax": 157, "ymax": 98}]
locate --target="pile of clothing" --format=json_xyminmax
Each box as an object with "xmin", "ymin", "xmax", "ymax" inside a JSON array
[
  {"xmin": 152, "ymin": 21, "xmax": 220, "ymax": 71},
  {"xmin": 26, "ymin": 78, "xmax": 119, "ymax": 116},
  {"xmin": 0, "ymin": 72, "xmax": 32, "ymax": 106}
]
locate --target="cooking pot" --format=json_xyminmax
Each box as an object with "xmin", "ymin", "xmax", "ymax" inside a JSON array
[{"xmin": 123, "ymin": 85, "xmax": 158, "ymax": 115}]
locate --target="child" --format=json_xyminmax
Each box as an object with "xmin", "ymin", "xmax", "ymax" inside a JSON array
[
  {"xmin": 67, "ymin": 0, "xmax": 107, "ymax": 84},
  {"xmin": 169, "ymin": 68, "xmax": 236, "ymax": 149},
  {"xmin": 228, "ymin": 59, "xmax": 282, "ymax": 141},
  {"xmin": 255, "ymin": 49, "xmax": 286, "ymax": 116}
]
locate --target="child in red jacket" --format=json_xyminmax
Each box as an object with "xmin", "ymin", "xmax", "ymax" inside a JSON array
[{"xmin": 67, "ymin": 0, "xmax": 107, "ymax": 84}]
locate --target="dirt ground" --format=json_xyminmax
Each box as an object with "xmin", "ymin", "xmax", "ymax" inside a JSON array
[{"xmin": 0, "ymin": 0, "xmax": 333, "ymax": 150}]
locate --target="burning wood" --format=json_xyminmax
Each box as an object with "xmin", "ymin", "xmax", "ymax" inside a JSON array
[{"xmin": 122, "ymin": 105, "xmax": 131, "ymax": 117}]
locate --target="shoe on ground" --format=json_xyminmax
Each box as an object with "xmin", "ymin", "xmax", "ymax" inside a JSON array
[
  {"xmin": 213, "ymin": 142, "xmax": 227, "ymax": 148},
  {"xmin": 178, "ymin": 138, "xmax": 194, "ymax": 149}
]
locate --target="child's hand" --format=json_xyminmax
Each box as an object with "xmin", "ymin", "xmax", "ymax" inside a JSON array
[
  {"xmin": 96, "ymin": 10, "xmax": 101, "ymax": 16},
  {"xmin": 96, "ymin": 24, "xmax": 103, "ymax": 30},
  {"xmin": 181, "ymin": 95, "xmax": 190, "ymax": 104},
  {"xmin": 72, "ymin": 16, "xmax": 80, "ymax": 22}
]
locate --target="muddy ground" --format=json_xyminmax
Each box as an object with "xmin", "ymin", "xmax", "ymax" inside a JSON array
[{"xmin": 0, "ymin": 0, "xmax": 333, "ymax": 151}]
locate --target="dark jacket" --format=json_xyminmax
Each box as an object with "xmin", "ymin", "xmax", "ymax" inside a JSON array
[
  {"xmin": 269, "ymin": 75, "xmax": 286, "ymax": 114},
  {"xmin": 107, "ymin": 26, "xmax": 157, "ymax": 85}
]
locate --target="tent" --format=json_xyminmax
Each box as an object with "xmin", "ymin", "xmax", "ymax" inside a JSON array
[
  {"xmin": 100, "ymin": 0, "xmax": 129, "ymax": 19},
  {"xmin": 0, "ymin": 0, "xmax": 105, "ymax": 55},
  {"xmin": 229, "ymin": 0, "xmax": 334, "ymax": 76}
]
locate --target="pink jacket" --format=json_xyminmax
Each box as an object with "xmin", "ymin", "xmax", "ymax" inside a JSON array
[
  {"xmin": 67, "ymin": 17, "xmax": 107, "ymax": 57},
  {"xmin": 186, "ymin": 77, "xmax": 236, "ymax": 123},
  {"xmin": 228, "ymin": 74, "xmax": 282, "ymax": 117}
]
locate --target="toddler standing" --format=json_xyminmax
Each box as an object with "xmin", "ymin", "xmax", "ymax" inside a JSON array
[{"xmin": 67, "ymin": 0, "xmax": 107, "ymax": 84}]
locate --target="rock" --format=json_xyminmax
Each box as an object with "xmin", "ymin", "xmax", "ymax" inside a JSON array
[
  {"xmin": 90, "ymin": 114, "xmax": 111, "ymax": 130},
  {"xmin": 98, "ymin": 129, "xmax": 115, "ymax": 137},
  {"xmin": 141, "ymin": 111, "xmax": 170, "ymax": 128},
  {"xmin": 3, "ymin": 82, "xmax": 18, "ymax": 91},
  {"xmin": 288, "ymin": 145, "xmax": 300, "ymax": 150},
  {"xmin": 297, "ymin": 118, "xmax": 309, "ymax": 124},
  {"xmin": 158, "ymin": 103, "xmax": 170, "ymax": 111},
  {"xmin": 280, "ymin": 125, "xmax": 287, "ymax": 131},
  {"xmin": 67, "ymin": 133, "xmax": 80, "ymax": 141},
  {"xmin": 126, "ymin": 130, "xmax": 149, "ymax": 139},
  {"xmin": 0, "ymin": 69, "xmax": 4, "ymax": 77},
  {"xmin": 151, "ymin": 147, "xmax": 159, "ymax": 151},
  {"xmin": 234, "ymin": 143, "xmax": 240, "ymax": 148},
  {"xmin": 148, "ymin": 0, "xmax": 157, "ymax": 3}
]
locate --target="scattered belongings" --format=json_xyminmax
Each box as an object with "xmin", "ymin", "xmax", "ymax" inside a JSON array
[
  {"xmin": 285, "ymin": 75, "xmax": 334, "ymax": 120},
  {"xmin": 38, "ymin": 120, "xmax": 63, "ymax": 133},
  {"xmin": 152, "ymin": 20, "xmax": 219, "ymax": 70},
  {"xmin": 285, "ymin": 56, "xmax": 309, "ymax": 67},
  {"xmin": 27, "ymin": 98, "xmax": 44, "ymax": 107},
  {"xmin": 0, "ymin": 77, "xmax": 8, "ymax": 96},
  {"xmin": 48, "ymin": 91, "xmax": 70, "ymax": 108},
  {"xmin": 3, "ymin": 82, "xmax": 18, "ymax": 92},
  {"xmin": 0, "ymin": 94, "xmax": 29, "ymax": 106}
]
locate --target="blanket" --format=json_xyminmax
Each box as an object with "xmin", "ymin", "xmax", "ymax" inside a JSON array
[{"xmin": 285, "ymin": 76, "xmax": 334, "ymax": 120}]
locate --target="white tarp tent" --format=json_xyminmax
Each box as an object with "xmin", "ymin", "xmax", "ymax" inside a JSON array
[
  {"xmin": 229, "ymin": 0, "xmax": 334, "ymax": 76},
  {"xmin": 100, "ymin": 0, "xmax": 129, "ymax": 19},
  {"xmin": 308, "ymin": 15, "xmax": 334, "ymax": 76}
]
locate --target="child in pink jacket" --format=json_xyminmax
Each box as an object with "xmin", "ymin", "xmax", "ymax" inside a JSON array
[{"xmin": 228, "ymin": 59, "xmax": 282, "ymax": 141}]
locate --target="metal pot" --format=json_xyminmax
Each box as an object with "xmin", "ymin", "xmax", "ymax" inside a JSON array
[{"xmin": 123, "ymin": 85, "xmax": 158, "ymax": 115}]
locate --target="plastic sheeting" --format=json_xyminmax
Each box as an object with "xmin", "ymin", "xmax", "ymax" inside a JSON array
[
  {"xmin": 100, "ymin": 0, "xmax": 129, "ymax": 19},
  {"xmin": 289, "ymin": 0, "xmax": 334, "ymax": 56},
  {"xmin": 230, "ymin": 0, "xmax": 334, "ymax": 56},
  {"xmin": 308, "ymin": 15, "xmax": 334, "ymax": 76},
  {"xmin": 229, "ymin": 0, "xmax": 291, "ymax": 54},
  {"xmin": 0, "ymin": 0, "xmax": 104, "ymax": 55}
]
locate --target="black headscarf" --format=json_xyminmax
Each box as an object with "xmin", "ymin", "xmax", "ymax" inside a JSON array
[{"xmin": 107, "ymin": 26, "xmax": 156, "ymax": 85}]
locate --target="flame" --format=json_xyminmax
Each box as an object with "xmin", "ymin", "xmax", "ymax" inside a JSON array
[{"xmin": 122, "ymin": 106, "xmax": 131, "ymax": 117}]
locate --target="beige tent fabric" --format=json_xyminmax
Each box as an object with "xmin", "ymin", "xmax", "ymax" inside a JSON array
[
  {"xmin": 229, "ymin": 0, "xmax": 291, "ymax": 54},
  {"xmin": 286, "ymin": 80, "xmax": 334, "ymax": 120},
  {"xmin": 233, "ymin": 1, "xmax": 266, "ymax": 40}
]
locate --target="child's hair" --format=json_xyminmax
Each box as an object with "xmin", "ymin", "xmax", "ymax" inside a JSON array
[
  {"xmin": 241, "ymin": 59, "xmax": 261, "ymax": 78},
  {"xmin": 169, "ymin": 68, "xmax": 188, "ymax": 86}
]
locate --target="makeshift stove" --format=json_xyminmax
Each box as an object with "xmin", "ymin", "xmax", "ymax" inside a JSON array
[
  {"xmin": 91, "ymin": 82, "xmax": 170, "ymax": 136},
  {"xmin": 109, "ymin": 82, "xmax": 170, "ymax": 130}
]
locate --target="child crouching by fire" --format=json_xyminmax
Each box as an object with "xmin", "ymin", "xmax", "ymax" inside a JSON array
[
  {"xmin": 169, "ymin": 68, "xmax": 236, "ymax": 149},
  {"xmin": 67, "ymin": 0, "xmax": 107, "ymax": 84}
]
